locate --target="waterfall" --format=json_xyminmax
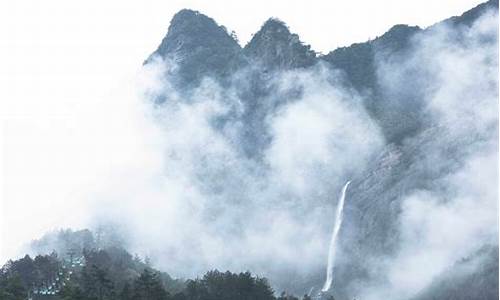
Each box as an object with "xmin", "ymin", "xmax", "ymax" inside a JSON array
[{"xmin": 321, "ymin": 181, "xmax": 351, "ymax": 292}]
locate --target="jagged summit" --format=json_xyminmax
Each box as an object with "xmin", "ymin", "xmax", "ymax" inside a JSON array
[
  {"xmin": 146, "ymin": 9, "xmax": 241, "ymax": 88},
  {"xmin": 145, "ymin": 11, "xmax": 318, "ymax": 88},
  {"xmin": 243, "ymin": 18, "xmax": 316, "ymax": 70},
  {"xmin": 150, "ymin": 9, "xmax": 240, "ymax": 60},
  {"xmin": 170, "ymin": 9, "xmax": 210, "ymax": 25},
  {"xmin": 254, "ymin": 18, "xmax": 291, "ymax": 37}
]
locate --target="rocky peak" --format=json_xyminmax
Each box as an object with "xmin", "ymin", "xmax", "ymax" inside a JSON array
[
  {"xmin": 255, "ymin": 18, "xmax": 292, "ymax": 39},
  {"xmin": 150, "ymin": 9, "xmax": 240, "ymax": 60},
  {"xmin": 145, "ymin": 9, "xmax": 241, "ymax": 89},
  {"xmin": 243, "ymin": 18, "xmax": 316, "ymax": 70}
]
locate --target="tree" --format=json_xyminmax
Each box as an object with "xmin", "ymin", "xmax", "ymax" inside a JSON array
[
  {"xmin": 185, "ymin": 270, "xmax": 275, "ymax": 300},
  {"xmin": 59, "ymin": 282, "xmax": 86, "ymax": 300},
  {"xmin": 0, "ymin": 275, "xmax": 27, "ymax": 300},
  {"xmin": 119, "ymin": 282, "xmax": 133, "ymax": 300},
  {"xmin": 7, "ymin": 255, "xmax": 36, "ymax": 287},
  {"xmin": 82, "ymin": 265, "xmax": 115, "ymax": 300},
  {"xmin": 171, "ymin": 292, "xmax": 188, "ymax": 300},
  {"xmin": 133, "ymin": 269, "xmax": 170, "ymax": 300},
  {"xmin": 33, "ymin": 253, "xmax": 60, "ymax": 288},
  {"xmin": 230, "ymin": 30, "xmax": 239, "ymax": 43}
]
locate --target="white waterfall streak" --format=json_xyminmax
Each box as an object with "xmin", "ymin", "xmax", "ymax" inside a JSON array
[{"xmin": 322, "ymin": 181, "xmax": 351, "ymax": 292}]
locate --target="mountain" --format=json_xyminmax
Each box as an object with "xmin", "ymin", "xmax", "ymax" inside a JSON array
[
  {"xmin": 0, "ymin": 1, "xmax": 496, "ymax": 300},
  {"xmin": 146, "ymin": 0, "xmax": 498, "ymax": 144},
  {"xmin": 142, "ymin": 2, "xmax": 499, "ymax": 299}
]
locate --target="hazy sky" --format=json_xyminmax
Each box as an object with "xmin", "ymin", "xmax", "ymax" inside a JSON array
[{"xmin": 0, "ymin": 0, "xmax": 487, "ymax": 262}]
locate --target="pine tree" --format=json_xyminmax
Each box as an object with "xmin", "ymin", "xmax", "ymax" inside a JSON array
[
  {"xmin": 133, "ymin": 269, "xmax": 170, "ymax": 300},
  {"xmin": 83, "ymin": 265, "xmax": 115, "ymax": 300},
  {"xmin": 120, "ymin": 282, "xmax": 133, "ymax": 300},
  {"xmin": 0, "ymin": 275, "xmax": 27, "ymax": 300}
]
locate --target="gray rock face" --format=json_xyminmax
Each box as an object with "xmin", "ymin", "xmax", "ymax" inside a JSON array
[
  {"xmin": 411, "ymin": 246, "xmax": 499, "ymax": 300},
  {"xmin": 243, "ymin": 18, "xmax": 316, "ymax": 70}
]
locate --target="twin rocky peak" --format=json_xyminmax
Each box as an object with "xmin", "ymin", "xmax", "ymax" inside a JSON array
[
  {"xmin": 146, "ymin": 9, "xmax": 315, "ymax": 79},
  {"xmin": 145, "ymin": 0, "xmax": 497, "ymax": 90}
]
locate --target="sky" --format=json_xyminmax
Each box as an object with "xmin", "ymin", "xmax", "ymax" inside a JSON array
[{"xmin": 0, "ymin": 0, "xmax": 488, "ymax": 263}]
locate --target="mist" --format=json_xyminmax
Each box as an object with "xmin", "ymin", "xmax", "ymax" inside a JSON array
[{"xmin": 85, "ymin": 59, "xmax": 385, "ymax": 281}]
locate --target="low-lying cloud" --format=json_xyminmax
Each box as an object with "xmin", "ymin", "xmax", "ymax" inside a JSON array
[{"xmin": 103, "ymin": 61, "xmax": 384, "ymax": 280}]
